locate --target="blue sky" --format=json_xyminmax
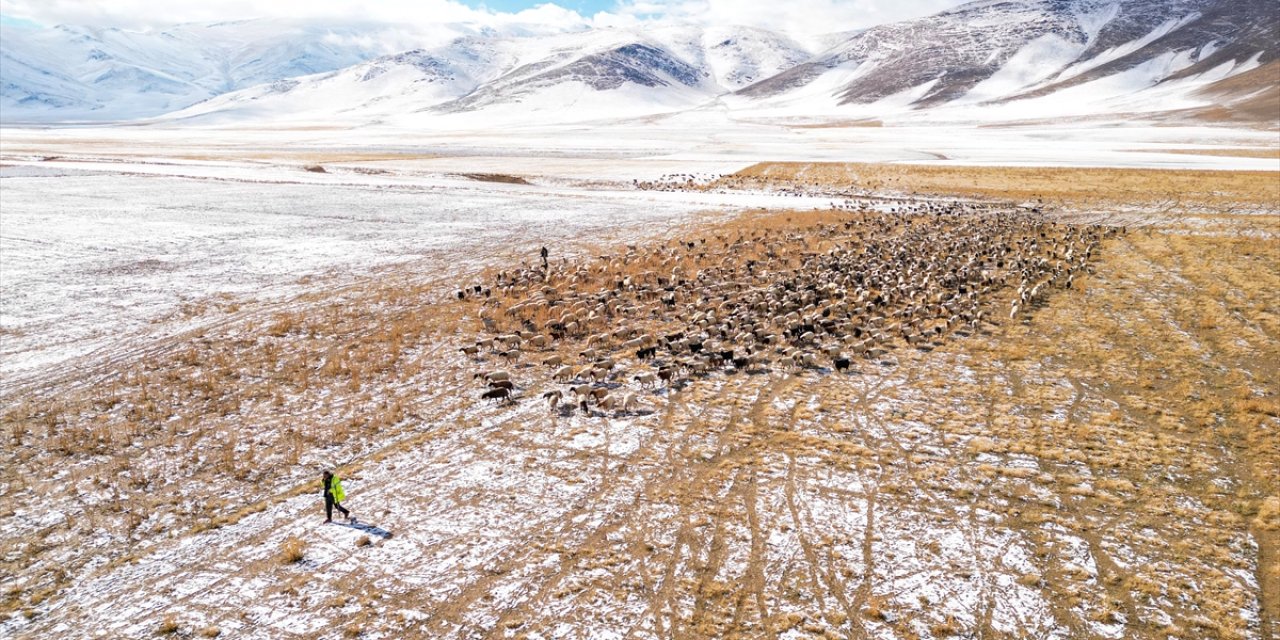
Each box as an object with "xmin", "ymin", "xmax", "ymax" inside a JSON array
[{"xmin": 1, "ymin": 13, "xmax": 41, "ymax": 27}]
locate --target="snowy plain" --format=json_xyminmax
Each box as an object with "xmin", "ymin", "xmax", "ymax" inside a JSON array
[
  {"xmin": 0, "ymin": 114, "xmax": 1276, "ymax": 639},
  {"xmin": 1, "ymin": 116, "xmax": 1276, "ymax": 390}
]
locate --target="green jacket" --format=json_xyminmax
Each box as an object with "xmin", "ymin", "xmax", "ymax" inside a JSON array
[{"xmin": 327, "ymin": 475, "xmax": 345, "ymax": 502}]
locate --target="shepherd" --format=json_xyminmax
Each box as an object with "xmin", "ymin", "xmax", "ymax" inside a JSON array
[
  {"xmin": 541, "ymin": 245, "xmax": 550, "ymax": 270},
  {"xmin": 322, "ymin": 469, "xmax": 351, "ymax": 524}
]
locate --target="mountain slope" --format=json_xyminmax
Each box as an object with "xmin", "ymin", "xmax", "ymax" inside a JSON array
[
  {"xmin": 1009, "ymin": 0, "xmax": 1276, "ymax": 100},
  {"xmin": 3, "ymin": 0, "xmax": 1275, "ymax": 126},
  {"xmin": 735, "ymin": 0, "xmax": 1276, "ymax": 119},
  {"xmin": 0, "ymin": 20, "xmax": 397, "ymax": 121},
  {"xmin": 1, "ymin": 21, "xmax": 815, "ymax": 124},
  {"xmin": 169, "ymin": 43, "xmax": 504, "ymax": 123},
  {"xmin": 163, "ymin": 26, "xmax": 817, "ymax": 125},
  {"xmin": 432, "ymin": 31, "xmax": 715, "ymax": 117}
]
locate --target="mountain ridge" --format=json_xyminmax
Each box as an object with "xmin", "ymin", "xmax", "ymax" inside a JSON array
[{"xmin": 2, "ymin": 0, "xmax": 1275, "ymax": 126}]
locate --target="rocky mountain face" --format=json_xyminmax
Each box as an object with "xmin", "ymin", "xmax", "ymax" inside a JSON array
[{"xmin": 738, "ymin": 0, "xmax": 1274, "ymax": 110}]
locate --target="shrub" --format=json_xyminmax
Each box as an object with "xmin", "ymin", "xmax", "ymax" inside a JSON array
[{"xmin": 279, "ymin": 537, "xmax": 306, "ymax": 564}]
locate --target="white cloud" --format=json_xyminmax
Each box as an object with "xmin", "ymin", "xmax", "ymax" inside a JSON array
[
  {"xmin": 0, "ymin": 0, "xmax": 968, "ymax": 38},
  {"xmin": 612, "ymin": 0, "xmax": 968, "ymax": 37},
  {"xmin": 0, "ymin": 0, "xmax": 585, "ymax": 30}
]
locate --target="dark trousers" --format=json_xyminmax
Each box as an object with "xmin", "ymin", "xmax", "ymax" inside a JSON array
[{"xmin": 325, "ymin": 494, "xmax": 349, "ymax": 521}]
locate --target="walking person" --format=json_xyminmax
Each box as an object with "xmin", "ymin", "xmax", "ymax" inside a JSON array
[
  {"xmin": 540, "ymin": 245, "xmax": 549, "ymax": 270},
  {"xmin": 322, "ymin": 469, "xmax": 350, "ymax": 523}
]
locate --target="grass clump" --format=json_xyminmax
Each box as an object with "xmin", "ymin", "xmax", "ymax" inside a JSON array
[
  {"xmin": 279, "ymin": 536, "xmax": 306, "ymax": 564},
  {"xmin": 157, "ymin": 613, "xmax": 180, "ymax": 635}
]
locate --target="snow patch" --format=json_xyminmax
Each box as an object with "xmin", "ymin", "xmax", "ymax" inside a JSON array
[
  {"xmin": 962, "ymin": 34, "xmax": 1087, "ymax": 103},
  {"xmin": 1054, "ymin": 12, "xmax": 1201, "ymax": 84}
]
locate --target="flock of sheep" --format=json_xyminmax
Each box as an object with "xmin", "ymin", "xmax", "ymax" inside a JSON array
[
  {"xmin": 461, "ymin": 204, "xmax": 1119, "ymax": 416},
  {"xmin": 632, "ymin": 173, "xmax": 725, "ymax": 192}
]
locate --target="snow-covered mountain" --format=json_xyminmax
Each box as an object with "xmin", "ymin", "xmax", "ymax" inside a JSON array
[
  {"xmin": 735, "ymin": 0, "xmax": 1276, "ymax": 121},
  {"xmin": 0, "ymin": 19, "xmax": 410, "ymax": 121},
  {"xmin": 165, "ymin": 25, "xmax": 816, "ymax": 124},
  {"xmin": 2, "ymin": 0, "xmax": 1275, "ymax": 125}
]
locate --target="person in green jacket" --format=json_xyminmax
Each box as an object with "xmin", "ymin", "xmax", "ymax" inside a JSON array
[{"xmin": 322, "ymin": 469, "xmax": 350, "ymax": 523}]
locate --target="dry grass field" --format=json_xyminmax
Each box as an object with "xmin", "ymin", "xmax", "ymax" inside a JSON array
[
  {"xmin": 728, "ymin": 161, "xmax": 1280, "ymax": 213},
  {"xmin": 0, "ymin": 162, "xmax": 1276, "ymax": 639},
  {"xmin": 1147, "ymin": 149, "xmax": 1280, "ymax": 160}
]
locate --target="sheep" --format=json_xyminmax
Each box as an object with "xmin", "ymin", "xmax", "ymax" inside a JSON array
[
  {"xmin": 577, "ymin": 388, "xmax": 610, "ymax": 413},
  {"xmin": 619, "ymin": 337, "xmax": 644, "ymax": 351},
  {"xmin": 568, "ymin": 385, "xmax": 593, "ymax": 403},
  {"xmin": 480, "ymin": 387, "xmax": 512, "ymax": 403},
  {"xmin": 552, "ymin": 366, "xmax": 575, "ymax": 383},
  {"xmin": 620, "ymin": 392, "xmax": 648, "ymax": 413},
  {"xmin": 468, "ymin": 205, "xmax": 1110, "ymax": 413},
  {"xmin": 595, "ymin": 393, "xmax": 620, "ymax": 413},
  {"xmin": 543, "ymin": 390, "xmax": 563, "ymax": 414}
]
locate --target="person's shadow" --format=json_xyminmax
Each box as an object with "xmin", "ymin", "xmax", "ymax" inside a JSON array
[{"xmin": 339, "ymin": 518, "xmax": 393, "ymax": 539}]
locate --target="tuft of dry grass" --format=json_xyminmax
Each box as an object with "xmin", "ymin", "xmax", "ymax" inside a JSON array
[
  {"xmin": 279, "ymin": 537, "xmax": 306, "ymax": 564},
  {"xmin": 865, "ymin": 596, "xmax": 891, "ymax": 621},
  {"xmin": 157, "ymin": 613, "xmax": 180, "ymax": 635},
  {"xmin": 1257, "ymin": 497, "xmax": 1280, "ymax": 532},
  {"xmin": 929, "ymin": 616, "xmax": 962, "ymax": 637}
]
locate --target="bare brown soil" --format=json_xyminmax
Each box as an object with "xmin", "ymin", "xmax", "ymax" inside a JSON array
[
  {"xmin": 1191, "ymin": 62, "xmax": 1280, "ymax": 125},
  {"xmin": 460, "ymin": 173, "xmax": 532, "ymax": 185},
  {"xmin": 786, "ymin": 119, "xmax": 885, "ymax": 129},
  {"xmin": 1, "ymin": 164, "xmax": 1276, "ymax": 639}
]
